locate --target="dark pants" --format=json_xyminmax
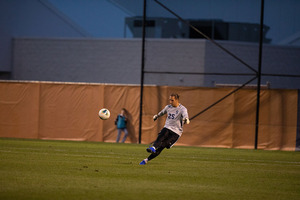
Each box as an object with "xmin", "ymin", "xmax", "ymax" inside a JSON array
[
  {"xmin": 148, "ymin": 128, "xmax": 179, "ymax": 161},
  {"xmin": 116, "ymin": 128, "xmax": 128, "ymax": 143}
]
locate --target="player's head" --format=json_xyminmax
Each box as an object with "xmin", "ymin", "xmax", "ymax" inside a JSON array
[
  {"xmin": 169, "ymin": 93, "xmax": 179, "ymax": 107},
  {"xmin": 170, "ymin": 93, "xmax": 179, "ymax": 100}
]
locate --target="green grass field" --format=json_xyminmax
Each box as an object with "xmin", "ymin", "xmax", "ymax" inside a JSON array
[{"xmin": 0, "ymin": 138, "xmax": 299, "ymax": 200}]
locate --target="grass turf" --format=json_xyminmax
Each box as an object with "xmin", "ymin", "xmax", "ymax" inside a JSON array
[{"xmin": 0, "ymin": 138, "xmax": 300, "ymax": 200}]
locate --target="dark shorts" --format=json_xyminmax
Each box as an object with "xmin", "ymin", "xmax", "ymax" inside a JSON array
[{"xmin": 154, "ymin": 127, "xmax": 180, "ymax": 149}]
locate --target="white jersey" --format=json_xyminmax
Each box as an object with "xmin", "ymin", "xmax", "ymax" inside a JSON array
[{"xmin": 157, "ymin": 104, "xmax": 189, "ymax": 136}]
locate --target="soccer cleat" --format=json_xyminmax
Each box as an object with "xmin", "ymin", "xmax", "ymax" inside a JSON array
[
  {"xmin": 139, "ymin": 159, "xmax": 147, "ymax": 165},
  {"xmin": 146, "ymin": 146, "xmax": 156, "ymax": 153}
]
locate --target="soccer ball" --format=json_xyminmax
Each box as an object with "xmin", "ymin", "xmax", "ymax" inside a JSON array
[{"xmin": 98, "ymin": 108, "xmax": 110, "ymax": 120}]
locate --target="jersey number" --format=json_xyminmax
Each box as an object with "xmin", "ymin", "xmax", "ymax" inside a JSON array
[{"xmin": 168, "ymin": 113, "xmax": 175, "ymax": 119}]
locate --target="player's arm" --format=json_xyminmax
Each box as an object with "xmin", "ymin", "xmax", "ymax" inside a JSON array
[
  {"xmin": 153, "ymin": 106, "xmax": 168, "ymax": 121},
  {"xmin": 182, "ymin": 108, "xmax": 190, "ymax": 124}
]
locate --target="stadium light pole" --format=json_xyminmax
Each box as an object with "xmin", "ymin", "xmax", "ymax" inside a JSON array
[
  {"xmin": 255, "ymin": 0, "xmax": 265, "ymax": 149},
  {"xmin": 139, "ymin": 0, "xmax": 147, "ymax": 144}
]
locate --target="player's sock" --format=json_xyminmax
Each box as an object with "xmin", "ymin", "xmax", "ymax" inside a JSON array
[{"xmin": 139, "ymin": 158, "xmax": 148, "ymax": 165}]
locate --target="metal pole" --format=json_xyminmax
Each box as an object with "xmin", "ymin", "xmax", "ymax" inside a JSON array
[
  {"xmin": 255, "ymin": 0, "xmax": 265, "ymax": 149},
  {"xmin": 138, "ymin": 0, "xmax": 147, "ymax": 144}
]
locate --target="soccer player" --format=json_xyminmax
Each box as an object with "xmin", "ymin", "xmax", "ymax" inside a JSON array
[{"xmin": 139, "ymin": 93, "xmax": 190, "ymax": 165}]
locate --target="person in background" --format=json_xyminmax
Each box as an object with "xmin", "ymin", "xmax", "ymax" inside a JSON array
[{"xmin": 115, "ymin": 108, "xmax": 128, "ymax": 143}]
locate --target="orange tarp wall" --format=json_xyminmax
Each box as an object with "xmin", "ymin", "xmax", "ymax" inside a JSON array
[{"xmin": 0, "ymin": 81, "xmax": 298, "ymax": 151}]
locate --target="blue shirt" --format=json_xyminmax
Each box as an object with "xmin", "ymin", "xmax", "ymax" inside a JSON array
[{"xmin": 116, "ymin": 115, "xmax": 127, "ymax": 129}]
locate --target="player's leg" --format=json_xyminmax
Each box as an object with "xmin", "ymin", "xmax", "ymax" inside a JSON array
[
  {"xmin": 153, "ymin": 128, "xmax": 179, "ymax": 150},
  {"xmin": 139, "ymin": 146, "xmax": 165, "ymax": 165},
  {"xmin": 140, "ymin": 130, "xmax": 179, "ymax": 165},
  {"xmin": 147, "ymin": 146, "xmax": 164, "ymax": 161},
  {"xmin": 146, "ymin": 128, "xmax": 169, "ymax": 153},
  {"xmin": 164, "ymin": 131, "xmax": 180, "ymax": 149}
]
